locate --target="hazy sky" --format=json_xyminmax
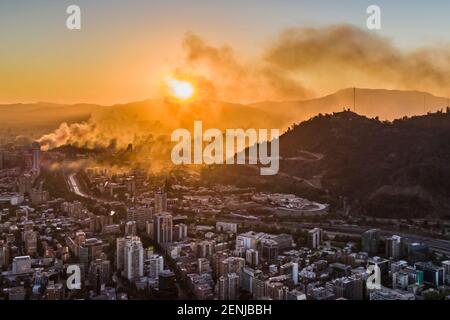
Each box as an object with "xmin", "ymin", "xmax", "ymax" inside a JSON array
[{"xmin": 2, "ymin": 0, "xmax": 450, "ymax": 104}]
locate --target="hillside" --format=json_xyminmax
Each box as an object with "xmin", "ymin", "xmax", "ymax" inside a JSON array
[
  {"xmin": 251, "ymin": 88, "xmax": 449, "ymax": 123},
  {"xmin": 3, "ymin": 87, "xmax": 449, "ymax": 142},
  {"xmin": 205, "ymin": 110, "xmax": 450, "ymax": 219},
  {"xmin": 0, "ymin": 102, "xmax": 102, "ymax": 138}
]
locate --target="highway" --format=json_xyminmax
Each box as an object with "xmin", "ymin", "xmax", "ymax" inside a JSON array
[
  {"xmin": 279, "ymin": 222, "xmax": 450, "ymax": 255},
  {"xmin": 67, "ymin": 172, "xmax": 116, "ymax": 205},
  {"xmin": 67, "ymin": 173, "xmax": 89, "ymax": 198}
]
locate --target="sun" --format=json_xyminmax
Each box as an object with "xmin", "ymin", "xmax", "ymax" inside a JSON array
[{"xmin": 166, "ymin": 77, "xmax": 195, "ymax": 101}]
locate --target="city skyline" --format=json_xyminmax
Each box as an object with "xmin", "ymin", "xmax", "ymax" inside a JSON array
[{"xmin": 1, "ymin": 0, "xmax": 450, "ymax": 304}]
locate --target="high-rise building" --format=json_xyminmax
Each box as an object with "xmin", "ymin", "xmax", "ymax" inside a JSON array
[
  {"xmin": 31, "ymin": 142, "xmax": 41, "ymax": 174},
  {"xmin": 272, "ymin": 233, "xmax": 293, "ymax": 251},
  {"xmin": 414, "ymin": 262, "xmax": 445, "ymax": 287},
  {"xmin": 218, "ymin": 273, "xmax": 240, "ymax": 300},
  {"xmin": 338, "ymin": 275, "xmax": 364, "ymax": 300},
  {"xmin": 390, "ymin": 260, "xmax": 408, "ymax": 274},
  {"xmin": 158, "ymin": 270, "xmax": 177, "ymax": 296},
  {"xmin": 23, "ymin": 222, "xmax": 37, "ymax": 256},
  {"xmin": 220, "ymin": 257, "xmax": 245, "ymax": 277},
  {"xmin": 75, "ymin": 230, "xmax": 86, "ymax": 257},
  {"xmin": 392, "ymin": 271, "xmax": 409, "ymax": 290},
  {"xmin": 385, "ymin": 235, "xmax": 401, "ymax": 260},
  {"xmin": 308, "ymin": 228, "xmax": 323, "ymax": 249},
  {"xmin": 116, "ymin": 237, "xmax": 128, "ymax": 270},
  {"xmin": 235, "ymin": 231, "xmax": 262, "ymax": 251},
  {"xmin": 79, "ymin": 246, "xmax": 89, "ymax": 267},
  {"xmin": 368, "ymin": 256, "xmax": 389, "ymax": 276},
  {"xmin": 174, "ymin": 223, "xmax": 188, "ymax": 241},
  {"xmin": 18, "ymin": 174, "xmax": 33, "ymax": 196},
  {"xmin": 266, "ymin": 282, "xmax": 288, "ymax": 300},
  {"xmin": 125, "ymin": 220, "xmax": 137, "ymax": 236},
  {"xmin": 0, "ymin": 241, "xmax": 9, "ymax": 268},
  {"xmin": 216, "ymin": 222, "xmax": 238, "ymax": 233},
  {"xmin": 62, "ymin": 201, "xmax": 84, "ymax": 218},
  {"xmin": 252, "ymin": 277, "xmax": 267, "ymax": 299},
  {"xmin": 245, "ymin": 249, "xmax": 259, "ymax": 267},
  {"xmin": 125, "ymin": 177, "xmax": 136, "ymax": 195},
  {"xmin": 361, "ymin": 229, "xmax": 380, "ymax": 255},
  {"xmin": 83, "ymin": 238, "xmax": 104, "ymax": 263},
  {"xmin": 407, "ymin": 243, "xmax": 429, "ymax": 263},
  {"xmin": 127, "ymin": 206, "xmax": 152, "ymax": 231},
  {"xmin": 213, "ymin": 251, "xmax": 229, "ymax": 278},
  {"xmin": 147, "ymin": 254, "xmax": 164, "ymax": 279},
  {"xmin": 333, "ymin": 276, "xmax": 364, "ymax": 300},
  {"xmin": 197, "ymin": 240, "xmax": 214, "ymax": 258},
  {"xmin": 23, "ymin": 230, "xmax": 37, "ymax": 256},
  {"xmin": 261, "ymin": 239, "xmax": 278, "ymax": 262},
  {"xmin": 89, "ymin": 258, "xmax": 111, "ymax": 290},
  {"xmin": 154, "ymin": 189, "xmax": 167, "ymax": 213},
  {"xmin": 146, "ymin": 221, "xmax": 154, "ymax": 239},
  {"xmin": 124, "ymin": 236, "xmax": 144, "ymax": 280},
  {"xmin": 30, "ymin": 182, "xmax": 49, "ymax": 205},
  {"xmin": 198, "ymin": 258, "xmax": 210, "ymax": 274},
  {"xmin": 292, "ymin": 262, "xmax": 299, "ymax": 285},
  {"xmin": 12, "ymin": 256, "xmax": 31, "ymax": 274},
  {"xmin": 154, "ymin": 212, "xmax": 173, "ymax": 244},
  {"xmin": 241, "ymin": 267, "xmax": 262, "ymax": 294},
  {"xmin": 442, "ymin": 260, "xmax": 450, "ymax": 285},
  {"xmin": 405, "ymin": 267, "xmax": 424, "ymax": 285}
]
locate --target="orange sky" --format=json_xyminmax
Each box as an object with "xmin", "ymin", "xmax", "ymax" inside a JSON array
[{"xmin": 3, "ymin": 1, "xmax": 450, "ymax": 105}]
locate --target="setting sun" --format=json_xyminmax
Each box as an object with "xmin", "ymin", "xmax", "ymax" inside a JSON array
[{"xmin": 166, "ymin": 78, "xmax": 195, "ymax": 101}]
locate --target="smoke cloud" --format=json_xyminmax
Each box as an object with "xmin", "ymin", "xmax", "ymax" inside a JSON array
[
  {"xmin": 38, "ymin": 24, "xmax": 450, "ymax": 171},
  {"xmin": 176, "ymin": 32, "xmax": 313, "ymax": 102},
  {"xmin": 179, "ymin": 25, "xmax": 450, "ymax": 101},
  {"xmin": 265, "ymin": 24, "xmax": 450, "ymax": 98}
]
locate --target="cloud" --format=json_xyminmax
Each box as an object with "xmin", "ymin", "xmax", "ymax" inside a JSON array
[
  {"xmin": 176, "ymin": 32, "xmax": 312, "ymax": 102},
  {"xmin": 176, "ymin": 25, "xmax": 450, "ymax": 101},
  {"xmin": 264, "ymin": 24, "xmax": 450, "ymax": 98}
]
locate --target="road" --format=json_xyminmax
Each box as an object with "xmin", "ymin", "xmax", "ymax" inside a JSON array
[
  {"xmin": 67, "ymin": 173, "xmax": 89, "ymax": 198},
  {"xmin": 278, "ymin": 222, "xmax": 450, "ymax": 255},
  {"xmin": 243, "ymin": 220, "xmax": 450, "ymax": 255},
  {"xmin": 67, "ymin": 172, "xmax": 112, "ymax": 204}
]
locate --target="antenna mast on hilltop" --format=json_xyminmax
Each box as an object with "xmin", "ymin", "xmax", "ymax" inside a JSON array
[
  {"xmin": 423, "ymin": 94, "xmax": 426, "ymax": 114},
  {"xmin": 353, "ymin": 87, "xmax": 356, "ymax": 112}
]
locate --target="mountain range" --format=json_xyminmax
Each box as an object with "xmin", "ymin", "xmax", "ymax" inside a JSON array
[{"xmin": 2, "ymin": 88, "xmax": 449, "ymax": 140}]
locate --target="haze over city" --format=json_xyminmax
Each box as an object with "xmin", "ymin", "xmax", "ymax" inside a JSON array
[{"xmin": 1, "ymin": 0, "xmax": 450, "ymax": 305}]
